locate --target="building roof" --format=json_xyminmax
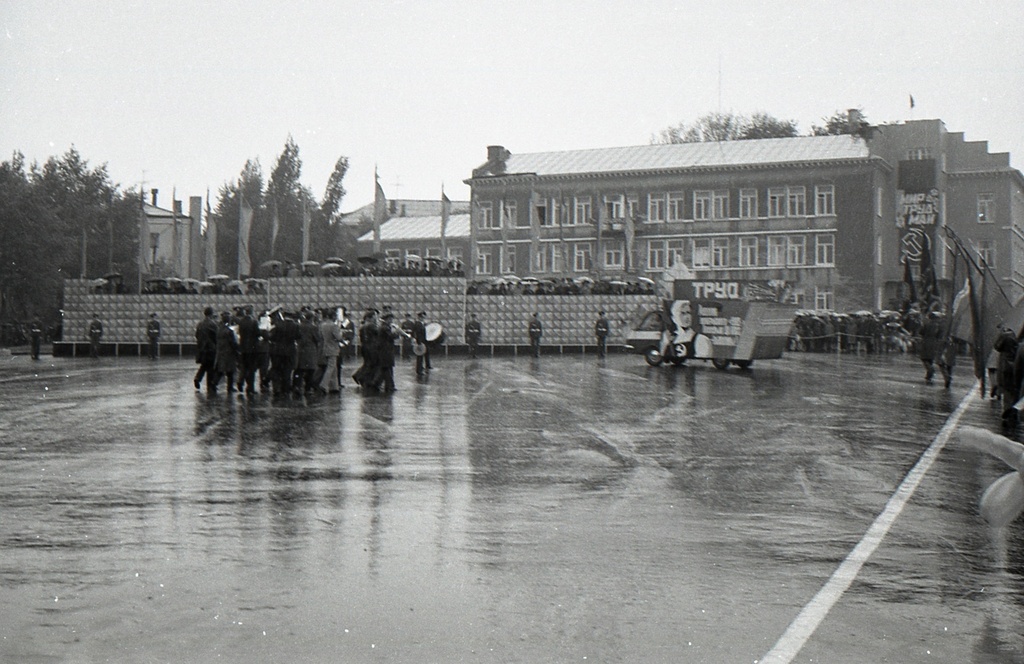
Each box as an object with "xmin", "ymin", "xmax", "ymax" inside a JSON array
[
  {"xmin": 479, "ymin": 135, "xmax": 872, "ymax": 179},
  {"xmin": 143, "ymin": 202, "xmax": 182, "ymax": 220},
  {"xmin": 357, "ymin": 214, "xmax": 471, "ymax": 243},
  {"xmin": 340, "ymin": 199, "xmax": 470, "ymax": 226}
]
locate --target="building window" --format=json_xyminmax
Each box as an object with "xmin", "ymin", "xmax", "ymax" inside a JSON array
[
  {"xmin": 767, "ymin": 236, "xmax": 786, "ymax": 266},
  {"xmin": 787, "ymin": 236, "xmax": 806, "ymax": 266},
  {"xmin": 692, "ymin": 239, "xmax": 711, "ymax": 269},
  {"xmin": 739, "ymin": 237, "xmax": 758, "ymax": 267},
  {"xmin": 815, "ymin": 288, "xmax": 834, "ymax": 311},
  {"xmin": 604, "ymin": 241, "xmax": 624, "ymax": 269},
  {"xmin": 977, "ymin": 239, "xmax": 996, "ymax": 268},
  {"xmin": 875, "ymin": 187, "xmax": 884, "ymax": 217},
  {"xmin": 605, "ymin": 195, "xmax": 624, "ymax": 219},
  {"xmin": 713, "ymin": 191, "xmax": 729, "ymax": 219},
  {"xmin": 385, "ymin": 248, "xmax": 401, "ymax": 261},
  {"xmin": 477, "ymin": 248, "xmax": 493, "ymax": 275},
  {"xmin": 648, "ymin": 194, "xmax": 666, "ymax": 222},
  {"xmin": 549, "ymin": 243, "xmax": 565, "ymax": 273},
  {"xmin": 478, "ymin": 201, "xmax": 495, "ymax": 229},
  {"xmin": 711, "ymin": 238, "xmax": 729, "ymax": 267},
  {"xmin": 574, "ymin": 197, "xmax": 592, "ymax": 226},
  {"xmin": 626, "ymin": 196, "xmax": 640, "ymax": 220},
  {"xmin": 426, "ymin": 247, "xmax": 442, "ymax": 258},
  {"xmin": 815, "ymin": 234, "xmax": 835, "ymax": 266},
  {"xmin": 447, "ymin": 247, "xmax": 463, "ymax": 262},
  {"xmin": 502, "ymin": 201, "xmax": 520, "ymax": 228},
  {"xmin": 667, "ymin": 239, "xmax": 685, "ymax": 268},
  {"xmin": 504, "ymin": 246, "xmax": 516, "ymax": 273},
  {"xmin": 907, "ymin": 147, "xmax": 932, "ymax": 160},
  {"xmin": 648, "ymin": 240, "xmax": 666, "ymax": 269},
  {"xmin": 668, "ymin": 192, "xmax": 687, "ymax": 222},
  {"xmin": 978, "ymin": 193, "xmax": 996, "ymax": 223},
  {"xmin": 532, "ymin": 244, "xmax": 546, "ymax": 272},
  {"xmin": 815, "ymin": 185, "xmax": 835, "ymax": 216},
  {"xmin": 768, "ymin": 188, "xmax": 786, "ymax": 217},
  {"xmin": 535, "ymin": 199, "xmax": 550, "ymax": 227},
  {"xmin": 739, "ymin": 189, "xmax": 757, "ymax": 218},
  {"xmin": 693, "ymin": 190, "xmax": 712, "ymax": 220},
  {"xmin": 787, "ymin": 187, "xmax": 806, "ymax": 216},
  {"xmin": 574, "ymin": 242, "xmax": 592, "ymax": 272}
]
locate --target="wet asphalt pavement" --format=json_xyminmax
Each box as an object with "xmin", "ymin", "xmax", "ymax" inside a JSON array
[{"xmin": 1, "ymin": 350, "xmax": 1023, "ymax": 663}]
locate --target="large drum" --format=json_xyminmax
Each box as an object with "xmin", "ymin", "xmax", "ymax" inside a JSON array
[{"xmin": 425, "ymin": 322, "xmax": 446, "ymax": 346}]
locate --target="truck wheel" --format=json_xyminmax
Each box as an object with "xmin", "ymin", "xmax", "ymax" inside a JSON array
[
  {"xmin": 711, "ymin": 357, "xmax": 730, "ymax": 371},
  {"xmin": 644, "ymin": 347, "xmax": 663, "ymax": 366},
  {"xmin": 733, "ymin": 360, "xmax": 753, "ymax": 370}
]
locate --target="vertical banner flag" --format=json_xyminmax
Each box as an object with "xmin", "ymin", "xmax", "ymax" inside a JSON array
[
  {"xmin": 373, "ymin": 168, "xmax": 386, "ymax": 254},
  {"xmin": 270, "ymin": 197, "xmax": 280, "ymax": 256},
  {"xmin": 238, "ymin": 194, "xmax": 253, "ymax": 278},
  {"xmin": 301, "ymin": 201, "xmax": 311, "ymax": 264},
  {"xmin": 902, "ymin": 253, "xmax": 917, "ymax": 313},
  {"xmin": 204, "ymin": 188, "xmax": 217, "ymax": 277},
  {"xmin": 596, "ymin": 195, "xmax": 606, "ymax": 273},
  {"xmin": 919, "ymin": 238, "xmax": 940, "ymax": 312},
  {"xmin": 440, "ymin": 186, "xmax": 451, "ymax": 258},
  {"xmin": 469, "ymin": 196, "xmax": 479, "ymax": 277},
  {"xmin": 624, "ymin": 193, "xmax": 635, "ymax": 272},
  {"xmin": 529, "ymin": 189, "xmax": 540, "ymax": 272},
  {"xmin": 137, "ymin": 190, "xmax": 149, "ymax": 275},
  {"xmin": 171, "ymin": 186, "xmax": 179, "ymax": 277}
]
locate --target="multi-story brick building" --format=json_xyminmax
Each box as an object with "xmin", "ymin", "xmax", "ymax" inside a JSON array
[{"xmin": 465, "ymin": 119, "xmax": 1024, "ymax": 311}]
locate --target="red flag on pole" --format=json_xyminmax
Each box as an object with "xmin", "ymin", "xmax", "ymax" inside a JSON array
[
  {"xmin": 238, "ymin": 195, "xmax": 253, "ymax": 278},
  {"xmin": 373, "ymin": 169, "xmax": 386, "ymax": 254}
]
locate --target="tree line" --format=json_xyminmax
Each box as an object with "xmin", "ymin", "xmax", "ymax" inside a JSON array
[
  {"xmin": 652, "ymin": 109, "xmax": 865, "ymax": 144},
  {"xmin": 0, "ymin": 137, "xmax": 353, "ymax": 330}
]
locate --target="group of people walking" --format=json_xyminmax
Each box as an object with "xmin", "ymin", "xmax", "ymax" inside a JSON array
[
  {"xmin": 193, "ymin": 305, "xmax": 355, "ymax": 397},
  {"xmin": 352, "ymin": 309, "xmax": 436, "ymax": 392}
]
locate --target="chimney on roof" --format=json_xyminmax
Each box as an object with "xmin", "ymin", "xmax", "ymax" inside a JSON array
[
  {"xmin": 151, "ymin": 189, "xmax": 158, "ymax": 206},
  {"xmin": 487, "ymin": 145, "xmax": 509, "ymax": 175}
]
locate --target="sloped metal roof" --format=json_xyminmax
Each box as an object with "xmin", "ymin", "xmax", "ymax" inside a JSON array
[
  {"xmin": 357, "ymin": 214, "xmax": 471, "ymax": 242},
  {"xmin": 499, "ymin": 135, "xmax": 870, "ymax": 177}
]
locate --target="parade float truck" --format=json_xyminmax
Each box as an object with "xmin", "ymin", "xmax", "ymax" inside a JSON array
[{"xmin": 624, "ymin": 280, "xmax": 799, "ymax": 370}]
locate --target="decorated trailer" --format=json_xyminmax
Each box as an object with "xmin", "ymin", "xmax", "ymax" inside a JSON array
[{"xmin": 624, "ymin": 279, "xmax": 799, "ymax": 370}]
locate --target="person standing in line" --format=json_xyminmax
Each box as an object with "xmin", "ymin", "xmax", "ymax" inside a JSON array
[
  {"xmin": 318, "ymin": 308, "xmax": 344, "ymax": 394},
  {"xmin": 146, "ymin": 313, "xmax": 161, "ymax": 360},
  {"xmin": 917, "ymin": 311, "xmax": 944, "ymax": 384},
  {"xmin": 194, "ymin": 307, "xmax": 219, "ymax": 391},
  {"xmin": 213, "ymin": 310, "xmax": 239, "ymax": 394},
  {"xmin": 465, "ymin": 313, "xmax": 482, "ymax": 359},
  {"xmin": 336, "ymin": 307, "xmax": 354, "ymax": 390},
  {"xmin": 88, "ymin": 314, "xmax": 103, "ymax": 358},
  {"xmin": 294, "ymin": 309, "xmax": 322, "ymax": 394},
  {"xmin": 594, "ymin": 310, "xmax": 610, "ymax": 359},
  {"xmin": 412, "ymin": 311, "xmax": 431, "ymax": 375},
  {"xmin": 528, "ymin": 312, "xmax": 543, "ymax": 358},
  {"xmin": 377, "ymin": 312, "xmax": 400, "ymax": 392},
  {"xmin": 30, "ymin": 317, "xmax": 43, "ymax": 360},
  {"xmin": 235, "ymin": 306, "xmax": 261, "ymax": 394},
  {"xmin": 400, "ymin": 312, "xmax": 416, "ymax": 360},
  {"xmin": 256, "ymin": 310, "xmax": 273, "ymax": 392}
]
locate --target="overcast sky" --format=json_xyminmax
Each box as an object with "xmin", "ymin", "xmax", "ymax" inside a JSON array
[{"xmin": 2, "ymin": 1, "xmax": 1022, "ymax": 211}]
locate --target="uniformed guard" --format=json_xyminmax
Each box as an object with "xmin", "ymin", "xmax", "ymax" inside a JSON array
[
  {"xmin": 146, "ymin": 313, "xmax": 161, "ymax": 360},
  {"xmin": 595, "ymin": 310, "xmax": 610, "ymax": 358},
  {"xmin": 465, "ymin": 313, "xmax": 482, "ymax": 359},
  {"xmin": 528, "ymin": 312, "xmax": 543, "ymax": 358}
]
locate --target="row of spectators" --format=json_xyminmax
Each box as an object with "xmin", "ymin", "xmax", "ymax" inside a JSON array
[
  {"xmin": 467, "ymin": 277, "xmax": 657, "ymax": 296},
  {"xmin": 788, "ymin": 309, "xmax": 931, "ymax": 354}
]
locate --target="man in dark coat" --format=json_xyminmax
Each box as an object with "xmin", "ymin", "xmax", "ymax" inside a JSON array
[
  {"xmin": 412, "ymin": 311, "xmax": 431, "ymax": 375},
  {"xmin": 594, "ymin": 311, "xmax": 610, "ymax": 358},
  {"xmin": 465, "ymin": 313, "xmax": 482, "ymax": 359},
  {"xmin": 269, "ymin": 308, "xmax": 300, "ymax": 396},
  {"xmin": 235, "ymin": 306, "xmax": 261, "ymax": 394},
  {"xmin": 194, "ymin": 307, "xmax": 219, "ymax": 391},
  {"xmin": 295, "ymin": 310, "xmax": 323, "ymax": 393},
  {"xmin": 30, "ymin": 317, "xmax": 43, "ymax": 360},
  {"xmin": 88, "ymin": 314, "xmax": 103, "ymax": 358},
  {"xmin": 213, "ymin": 311, "xmax": 239, "ymax": 394},
  {"xmin": 917, "ymin": 311, "xmax": 944, "ymax": 384},
  {"xmin": 528, "ymin": 312, "xmax": 543, "ymax": 358},
  {"xmin": 353, "ymin": 309, "xmax": 381, "ymax": 389},
  {"xmin": 146, "ymin": 313, "xmax": 161, "ymax": 360},
  {"xmin": 376, "ymin": 312, "xmax": 400, "ymax": 392}
]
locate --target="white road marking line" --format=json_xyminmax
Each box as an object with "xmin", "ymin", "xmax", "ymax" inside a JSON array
[{"xmin": 761, "ymin": 386, "xmax": 978, "ymax": 663}]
